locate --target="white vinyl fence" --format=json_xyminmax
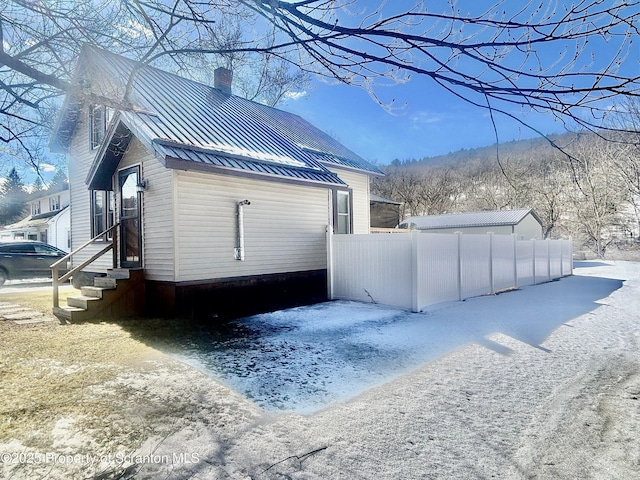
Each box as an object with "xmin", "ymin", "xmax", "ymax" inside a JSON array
[{"xmin": 327, "ymin": 231, "xmax": 573, "ymax": 312}]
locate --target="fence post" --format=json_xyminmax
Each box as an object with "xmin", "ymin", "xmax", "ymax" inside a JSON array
[
  {"xmin": 411, "ymin": 230, "xmax": 420, "ymax": 312},
  {"xmin": 513, "ymin": 234, "xmax": 518, "ymax": 289},
  {"xmin": 547, "ymin": 239, "xmax": 551, "ymax": 282},
  {"xmin": 532, "ymin": 238, "xmax": 536, "ymax": 285},
  {"xmin": 488, "ymin": 232, "xmax": 495, "ymax": 295},
  {"xmin": 569, "ymin": 237, "xmax": 574, "ymax": 274},
  {"xmin": 456, "ymin": 231, "xmax": 463, "ymax": 301},
  {"xmin": 326, "ymin": 226, "xmax": 334, "ymax": 300},
  {"xmin": 559, "ymin": 239, "xmax": 564, "ymax": 277}
]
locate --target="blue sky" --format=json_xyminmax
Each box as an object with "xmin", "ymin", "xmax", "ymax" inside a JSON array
[
  {"xmin": 278, "ymin": 0, "xmax": 638, "ymax": 165},
  {"xmin": 281, "ymin": 77, "xmax": 569, "ymax": 165}
]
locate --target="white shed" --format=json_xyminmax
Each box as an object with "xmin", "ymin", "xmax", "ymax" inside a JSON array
[{"xmin": 399, "ymin": 208, "xmax": 544, "ymax": 240}]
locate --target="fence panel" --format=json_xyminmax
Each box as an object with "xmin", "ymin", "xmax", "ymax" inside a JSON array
[
  {"xmin": 549, "ymin": 240, "xmax": 563, "ymax": 279},
  {"xmin": 331, "ymin": 233, "xmax": 413, "ymax": 309},
  {"xmin": 516, "ymin": 240, "xmax": 535, "ymax": 286},
  {"xmin": 416, "ymin": 233, "xmax": 460, "ymax": 308},
  {"xmin": 534, "ymin": 239, "xmax": 551, "ymax": 284},
  {"xmin": 329, "ymin": 231, "xmax": 573, "ymax": 312},
  {"xmin": 460, "ymin": 234, "xmax": 492, "ymax": 299},
  {"xmin": 492, "ymin": 234, "xmax": 516, "ymax": 292}
]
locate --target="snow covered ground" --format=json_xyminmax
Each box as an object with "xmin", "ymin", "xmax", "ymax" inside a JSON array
[
  {"xmin": 172, "ymin": 263, "xmax": 624, "ymax": 414},
  {"xmin": 139, "ymin": 260, "xmax": 639, "ymax": 479},
  {"xmin": 2, "ymin": 261, "xmax": 638, "ymax": 479}
]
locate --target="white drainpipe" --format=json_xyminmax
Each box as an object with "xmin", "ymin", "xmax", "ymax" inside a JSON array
[{"xmin": 235, "ymin": 199, "xmax": 251, "ymax": 260}]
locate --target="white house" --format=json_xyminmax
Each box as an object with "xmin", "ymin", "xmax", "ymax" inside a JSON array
[
  {"xmin": 398, "ymin": 208, "xmax": 544, "ymax": 240},
  {"xmin": 0, "ymin": 188, "xmax": 70, "ymax": 251},
  {"xmin": 49, "ymin": 45, "xmax": 382, "ymax": 318}
]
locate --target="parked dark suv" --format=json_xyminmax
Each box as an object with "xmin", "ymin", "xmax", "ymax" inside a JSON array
[{"xmin": 0, "ymin": 241, "xmax": 68, "ymax": 285}]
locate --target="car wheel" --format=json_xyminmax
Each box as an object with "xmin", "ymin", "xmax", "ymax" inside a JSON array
[{"xmin": 0, "ymin": 268, "xmax": 7, "ymax": 286}]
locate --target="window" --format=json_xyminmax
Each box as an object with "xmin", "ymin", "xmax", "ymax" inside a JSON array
[
  {"xmin": 334, "ymin": 190, "xmax": 352, "ymax": 234},
  {"xmin": 49, "ymin": 196, "xmax": 61, "ymax": 211},
  {"xmin": 40, "ymin": 231, "xmax": 48, "ymax": 244},
  {"xmin": 28, "ymin": 233, "xmax": 38, "ymax": 241},
  {"xmin": 89, "ymin": 105, "xmax": 113, "ymax": 150},
  {"xmin": 91, "ymin": 190, "xmax": 115, "ymax": 239},
  {"xmin": 31, "ymin": 202, "xmax": 41, "ymax": 216}
]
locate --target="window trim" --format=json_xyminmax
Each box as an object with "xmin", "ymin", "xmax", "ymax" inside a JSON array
[
  {"xmin": 49, "ymin": 195, "xmax": 61, "ymax": 211},
  {"xmin": 89, "ymin": 104, "xmax": 113, "ymax": 150},
  {"xmin": 332, "ymin": 188, "xmax": 353, "ymax": 234},
  {"xmin": 90, "ymin": 190, "xmax": 115, "ymax": 241},
  {"xmin": 31, "ymin": 201, "xmax": 41, "ymax": 216}
]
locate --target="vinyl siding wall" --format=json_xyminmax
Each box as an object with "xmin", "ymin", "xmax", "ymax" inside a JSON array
[
  {"xmin": 116, "ymin": 138, "xmax": 175, "ymax": 281},
  {"xmin": 68, "ymin": 106, "xmax": 113, "ymax": 271},
  {"xmin": 515, "ymin": 213, "xmax": 544, "ymax": 240},
  {"xmin": 329, "ymin": 167, "xmax": 371, "ymax": 234},
  {"xmin": 174, "ymin": 171, "xmax": 330, "ymax": 282}
]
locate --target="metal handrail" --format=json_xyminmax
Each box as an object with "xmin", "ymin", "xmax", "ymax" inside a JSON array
[{"xmin": 51, "ymin": 223, "xmax": 119, "ymax": 308}]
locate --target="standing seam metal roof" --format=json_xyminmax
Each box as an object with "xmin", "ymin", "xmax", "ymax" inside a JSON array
[
  {"xmin": 60, "ymin": 46, "xmax": 382, "ymax": 186},
  {"xmin": 400, "ymin": 209, "xmax": 538, "ymax": 229}
]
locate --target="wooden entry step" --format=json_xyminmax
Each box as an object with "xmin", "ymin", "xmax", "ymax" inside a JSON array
[{"xmin": 53, "ymin": 269, "xmax": 144, "ymax": 322}]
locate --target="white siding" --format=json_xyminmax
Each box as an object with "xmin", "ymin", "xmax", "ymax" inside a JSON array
[
  {"xmin": 175, "ymin": 171, "xmax": 330, "ymax": 282},
  {"xmin": 329, "ymin": 167, "xmax": 371, "ymax": 234},
  {"xmin": 68, "ymin": 106, "xmax": 113, "ymax": 271},
  {"xmin": 117, "ymin": 138, "xmax": 175, "ymax": 281},
  {"xmin": 515, "ymin": 213, "xmax": 544, "ymax": 239}
]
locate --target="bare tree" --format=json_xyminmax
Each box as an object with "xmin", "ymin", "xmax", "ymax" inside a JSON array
[
  {"xmin": 1, "ymin": 0, "xmax": 639, "ymax": 170},
  {"xmin": 562, "ymin": 134, "xmax": 626, "ymax": 257}
]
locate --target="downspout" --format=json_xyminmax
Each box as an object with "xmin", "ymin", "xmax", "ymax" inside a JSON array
[{"xmin": 235, "ymin": 200, "xmax": 250, "ymax": 261}]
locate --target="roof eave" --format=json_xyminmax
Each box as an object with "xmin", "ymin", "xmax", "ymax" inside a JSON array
[{"xmin": 165, "ymin": 156, "xmax": 347, "ymax": 189}]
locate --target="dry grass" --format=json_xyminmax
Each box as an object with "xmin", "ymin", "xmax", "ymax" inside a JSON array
[{"xmin": 0, "ymin": 285, "xmax": 258, "ymax": 479}]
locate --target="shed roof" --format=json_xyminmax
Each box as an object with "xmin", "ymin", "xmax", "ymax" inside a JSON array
[
  {"xmin": 51, "ymin": 45, "xmax": 382, "ymax": 189},
  {"xmin": 400, "ymin": 209, "xmax": 541, "ymax": 230},
  {"xmin": 370, "ymin": 193, "xmax": 402, "ymax": 205}
]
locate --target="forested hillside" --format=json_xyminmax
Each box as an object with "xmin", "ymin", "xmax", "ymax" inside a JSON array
[{"xmin": 372, "ymin": 130, "xmax": 640, "ymax": 259}]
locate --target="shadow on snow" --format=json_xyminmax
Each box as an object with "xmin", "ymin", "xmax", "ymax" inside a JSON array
[{"xmin": 119, "ymin": 266, "xmax": 622, "ymax": 414}]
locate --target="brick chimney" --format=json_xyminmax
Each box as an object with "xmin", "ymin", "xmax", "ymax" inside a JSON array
[{"xmin": 214, "ymin": 67, "xmax": 232, "ymax": 95}]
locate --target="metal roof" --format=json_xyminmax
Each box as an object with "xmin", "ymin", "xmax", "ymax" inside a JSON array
[
  {"xmin": 370, "ymin": 193, "xmax": 402, "ymax": 205},
  {"xmin": 52, "ymin": 45, "xmax": 382, "ymax": 187},
  {"xmin": 399, "ymin": 209, "xmax": 539, "ymax": 230}
]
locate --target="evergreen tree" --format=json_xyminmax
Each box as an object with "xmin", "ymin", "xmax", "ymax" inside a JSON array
[
  {"xmin": 32, "ymin": 176, "xmax": 45, "ymax": 193},
  {"xmin": 0, "ymin": 168, "xmax": 27, "ymax": 224},
  {"xmin": 49, "ymin": 169, "xmax": 69, "ymax": 191}
]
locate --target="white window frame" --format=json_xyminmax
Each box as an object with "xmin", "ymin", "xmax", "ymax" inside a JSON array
[
  {"xmin": 334, "ymin": 189, "xmax": 353, "ymax": 234},
  {"xmin": 89, "ymin": 105, "xmax": 114, "ymax": 150},
  {"xmin": 49, "ymin": 195, "xmax": 61, "ymax": 211},
  {"xmin": 90, "ymin": 190, "xmax": 115, "ymax": 240},
  {"xmin": 31, "ymin": 201, "xmax": 41, "ymax": 216}
]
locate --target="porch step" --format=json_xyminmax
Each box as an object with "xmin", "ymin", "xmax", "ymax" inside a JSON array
[
  {"xmin": 53, "ymin": 306, "xmax": 93, "ymax": 322},
  {"xmin": 67, "ymin": 295, "xmax": 102, "ymax": 310},
  {"xmin": 53, "ymin": 268, "xmax": 145, "ymax": 323},
  {"xmin": 81, "ymin": 286, "xmax": 114, "ymax": 299},
  {"xmin": 94, "ymin": 277, "xmax": 118, "ymax": 289},
  {"xmin": 107, "ymin": 268, "xmax": 130, "ymax": 279}
]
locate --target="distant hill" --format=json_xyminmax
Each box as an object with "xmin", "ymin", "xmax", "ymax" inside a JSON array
[{"xmin": 388, "ymin": 132, "xmax": 576, "ymax": 169}]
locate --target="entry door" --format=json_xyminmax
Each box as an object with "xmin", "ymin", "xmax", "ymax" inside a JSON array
[{"xmin": 118, "ymin": 166, "xmax": 142, "ymax": 268}]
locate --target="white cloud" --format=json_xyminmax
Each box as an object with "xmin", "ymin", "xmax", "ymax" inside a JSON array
[
  {"xmin": 284, "ymin": 90, "xmax": 307, "ymax": 101},
  {"xmin": 409, "ymin": 110, "xmax": 444, "ymax": 129},
  {"xmin": 40, "ymin": 163, "xmax": 57, "ymax": 173}
]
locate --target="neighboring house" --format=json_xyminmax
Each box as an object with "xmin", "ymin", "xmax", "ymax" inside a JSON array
[
  {"xmin": 398, "ymin": 208, "xmax": 544, "ymax": 240},
  {"xmin": 370, "ymin": 194, "xmax": 402, "ymax": 229},
  {"xmin": 49, "ymin": 45, "xmax": 383, "ymax": 318},
  {"xmin": 0, "ymin": 188, "xmax": 71, "ymax": 251}
]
